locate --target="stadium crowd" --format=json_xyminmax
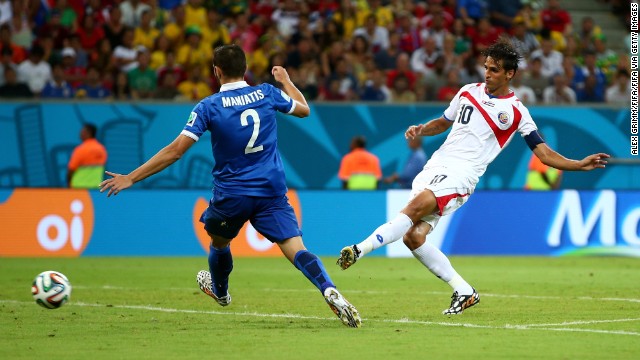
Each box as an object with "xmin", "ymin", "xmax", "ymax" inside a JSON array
[{"xmin": 0, "ymin": 0, "xmax": 632, "ymax": 105}]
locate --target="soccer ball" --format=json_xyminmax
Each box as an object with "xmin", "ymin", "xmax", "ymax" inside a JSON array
[{"xmin": 31, "ymin": 271, "xmax": 72, "ymax": 309}]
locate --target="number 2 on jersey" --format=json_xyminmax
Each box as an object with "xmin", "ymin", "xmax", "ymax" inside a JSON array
[{"xmin": 240, "ymin": 109, "xmax": 264, "ymax": 154}]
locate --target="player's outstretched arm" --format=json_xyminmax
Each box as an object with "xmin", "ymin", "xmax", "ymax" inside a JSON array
[
  {"xmin": 532, "ymin": 142, "xmax": 610, "ymax": 171},
  {"xmin": 271, "ymin": 66, "xmax": 310, "ymax": 118},
  {"xmin": 99, "ymin": 135, "xmax": 195, "ymax": 197},
  {"xmin": 405, "ymin": 117, "xmax": 452, "ymax": 139}
]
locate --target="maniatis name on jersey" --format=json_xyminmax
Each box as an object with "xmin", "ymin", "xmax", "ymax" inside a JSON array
[{"xmin": 221, "ymin": 90, "xmax": 265, "ymax": 107}]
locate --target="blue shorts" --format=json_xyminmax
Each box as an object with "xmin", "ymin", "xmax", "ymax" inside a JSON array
[{"xmin": 199, "ymin": 189, "xmax": 302, "ymax": 243}]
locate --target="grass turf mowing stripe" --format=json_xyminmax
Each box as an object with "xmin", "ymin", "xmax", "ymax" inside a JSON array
[{"xmin": 2, "ymin": 299, "xmax": 639, "ymax": 337}]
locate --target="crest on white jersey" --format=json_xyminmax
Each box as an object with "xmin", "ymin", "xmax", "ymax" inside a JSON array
[
  {"xmin": 498, "ymin": 111, "xmax": 509, "ymax": 124},
  {"xmin": 186, "ymin": 112, "xmax": 197, "ymax": 126},
  {"xmin": 279, "ymin": 90, "xmax": 291, "ymax": 102}
]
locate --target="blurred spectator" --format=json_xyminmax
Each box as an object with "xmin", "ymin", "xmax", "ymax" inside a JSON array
[
  {"xmin": 202, "ymin": 8, "xmax": 231, "ymax": 49},
  {"xmin": 390, "ymin": 73, "xmax": 417, "ymax": 103},
  {"xmin": 332, "ymin": 0, "xmax": 357, "ymax": 41},
  {"xmin": 419, "ymin": 11, "xmax": 450, "ymax": 50},
  {"xmin": 177, "ymin": 25, "xmax": 212, "ymax": 77},
  {"xmin": 0, "ymin": 0, "xmax": 11, "ymax": 27},
  {"xmin": 419, "ymin": 0, "xmax": 455, "ymax": 31},
  {"xmin": 112, "ymin": 70, "xmax": 132, "ymax": 100},
  {"xmin": 17, "ymin": 44, "xmax": 51, "ymax": 95},
  {"xmin": 77, "ymin": 14, "xmax": 105, "ymax": 52},
  {"xmin": 290, "ymin": 61, "xmax": 321, "ymax": 100},
  {"xmin": 76, "ymin": 65, "xmax": 111, "ymax": 99},
  {"xmin": 605, "ymin": 69, "xmax": 630, "ymax": 105},
  {"xmin": 37, "ymin": 9, "xmax": 70, "ymax": 49},
  {"xmin": 83, "ymin": 0, "xmax": 106, "ymax": 25},
  {"xmin": 338, "ymin": 135, "xmax": 382, "ymax": 190},
  {"xmin": 120, "ymin": 0, "xmax": 152, "ymax": 28},
  {"xmin": 112, "ymin": 27, "xmax": 139, "ymax": 72},
  {"xmin": 437, "ymin": 68, "xmax": 461, "ymax": 102},
  {"xmin": 422, "ymin": 55, "xmax": 448, "ymax": 100},
  {"xmin": 383, "ymin": 136, "xmax": 426, "ymax": 189},
  {"xmin": 374, "ymin": 32, "xmax": 401, "ymax": 71},
  {"xmin": 90, "ymin": 38, "xmax": 114, "ymax": 74},
  {"xmin": 150, "ymin": 34, "xmax": 171, "ymax": 70},
  {"xmin": 249, "ymin": 35, "xmax": 276, "ymax": 82},
  {"xmin": 325, "ymin": 56, "xmax": 359, "ymax": 100},
  {"xmin": 456, "ymin": 0, "xmax": 488, "ymax": 26},
  {"xmin": 286, "ymin": 36, "xmax": 317, "ymax": 70},
  {"xmin": 229, "ymin": 12, "xmax": 258, "ymax": 54},
  {"xmin": 0, "ymin": 67, "xmax": 32, "ymax": 98},
  {"xmin": 0, "ymin": 24, "xmax": 26, "ymax": 64},
  {"xmin": 540, "ymin": 0, "xmax": 571, "ymax": 35},
  {"xmin": 358, "ymin": 0, "xmax": 394, "ymax": 29},
  {"xmin": 511, "ymin": 71, "xmax": 536, "ymax": 104},
  {"xmin": 271, "ymin": 0, "xmax": 301, "ymax": 38},
  {"xmin": 573, "ymin": 50, "xmax": 606, "ymax": 103},
  {"xmin": 529, "ymin": 35, "xmax": 563, "ymax": 78},
  {"xmin": 488, "ymin": 0, "xmax": 522, "ymax": 31},
  {"xmin": 346, "ymin": 35, "xmax": 371, "ymax": 86},
  {"xmin": 575, "ymin": 16, "xmax": 601, "ymax": 53},
  {"xmin": 9, "ymin": 10, "xmax": 33, "ymax": 49},
  {"xmin": 450, "ymin": 18, "xmax": 471, "ymax": 55},
  {"xmin": 353, "ymin": 14, "xmax": 389, "ymax": 53},
  {"xmin": 67, "ymin": 34, "xmax": 89, "ymax": 68},
  {"xmin": 157, "ymin": 50, "xmax": 186, "ymax": 85},
  {"xmin": 55, "ymin": 0, "xmax": 79, "ymax": 32},
  {"xmin": 41, "ymin": 63, "xmax": 75, "ymax": 99},
  {"xmin": 510, "ymin": 19, "xmax": 539, "ymax": 69},
  {"xmin": 359, "ymin": 68, "xmax": 391, "ymax": 102},
  {"xmin": 0, "ymin": 46, "xmax": 14, "ymax": 85},
  {"xmin": 153, "ymin": 71, "xmax": 181, "ymax": 100},
  {"xmin": 395, "ymin": 10, "xmax": 421, "ymax": 54},
  {"xmin": 387, "ymin": 52, "xmax": 417, "ymax": 91},
  {"xmin": 543, "ymin": 73, "xmax": 576, "ymax": 104},
  {"xmin": 522, "ymin": 56, "xmax": 549, "ymax": 101},
  {"xmin": 128, "ymin": 50, "xmax": 157, "ymax": 99},
  {"xmin": 177, "ymin": 65, "xmax": 211, "ymax": 100},
  {"xmin": 458, "ymin": 54, "xmax": 484, "ymax": 85},
  {"xmin": 185, "ymin": 0, "xmax": 207, "ymax": 30},
  {"xmin": 513, "ymin": 1, "xmax": 541, "ymax": 33},
  {"xmin": 318, "ymin": 77, "xmax": 348, "ymax": 101},
  {"xmin": 410, "ymin": 36, "xmax": 442, "ymax": 78},
  {"xmin": 61, "ymin": 47, "xmax": 86, "ymax": 88},
  {"xmin": 470, "ymin": 17, "xmax": 501, "ymax": 55},
  {"xmin": 163, "ymin": 5, "xmax": 187, "ymax": 49},
  {"xmin": 593, "ymin": 35, "xmax": 619, "ymax": 78},
  {"xmin": 133, "ymin": 9, "xmax": 160, "ymax": 50},
  {"xmin": 103, "ymin": 6, "xmax": 125, "ymax": 49}
]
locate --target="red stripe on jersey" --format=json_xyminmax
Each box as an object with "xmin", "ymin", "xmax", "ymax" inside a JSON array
[
  {"xmin": 460, "ymin": 92, "xmax": 522, "ymax": 147},
  {"xmin": 435, "ymin": 193, "xmax": 469, "ymax": 216}
]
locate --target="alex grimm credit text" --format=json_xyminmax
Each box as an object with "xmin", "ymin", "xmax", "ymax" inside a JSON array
[{"xmin": 632, "ymin": 2, "xmax": 638, "ymax": 155}]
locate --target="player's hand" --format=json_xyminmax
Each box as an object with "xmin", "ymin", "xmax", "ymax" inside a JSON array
[
  {"xmin": 271, "ymin": 66, "xmax": 290, "ymax": 83},
  {"xmin": 99, "ymin": 171, "xmax": 133, "ymax": 197},
  {"xmin": 405, "ymin": 124, "xmax": 424, "ymax": 139},
  {"xmin": 579, "ymin": 153, "xmax": 610, "ymax": 170}
]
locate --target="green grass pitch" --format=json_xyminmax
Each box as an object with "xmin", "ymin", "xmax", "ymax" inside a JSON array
[{"xmin": 1, "ymin": 256, "xmax": 639, "ymax": 359}]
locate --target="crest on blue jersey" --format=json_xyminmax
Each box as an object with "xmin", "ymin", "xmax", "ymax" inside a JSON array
[
  {"xmin": 186, "ymin": 112, "xmax": 197, "ymax": 126},
  {"xmin": 498, "ymin": 111, "xmax": 509, "ymax": 124}
]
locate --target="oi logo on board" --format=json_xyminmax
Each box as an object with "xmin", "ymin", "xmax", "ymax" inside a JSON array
[{"xmin": 0, "ymin": 189, "xmax": 94, "ymax": 256}]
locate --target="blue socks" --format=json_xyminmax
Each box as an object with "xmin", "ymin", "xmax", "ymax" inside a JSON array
[
  {"xmin": 293, "ymin": 250, "xmax": 335, "ymax": 294},
  {"xmin": 208, "ymin": 245, "xmax": 233, "ymax": 298}
]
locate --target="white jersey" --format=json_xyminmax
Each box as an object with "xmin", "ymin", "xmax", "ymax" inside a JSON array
[{"xmin": 429, "ymin": 82, "xmax": 537, "ymax": 186}]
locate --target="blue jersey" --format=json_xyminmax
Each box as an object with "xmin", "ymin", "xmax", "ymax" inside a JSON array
[{"xmin": 181, "ymin": 81, "xmax": 296, "ymax": 197}]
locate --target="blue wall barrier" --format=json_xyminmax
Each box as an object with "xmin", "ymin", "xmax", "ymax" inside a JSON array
[
  {"xmin": 0, "ymin": 102, "xmax": 635, "ymax": 190},
  {"xmin": 1, "ymin": 189, "xmax": 638, "ymax": 257}
]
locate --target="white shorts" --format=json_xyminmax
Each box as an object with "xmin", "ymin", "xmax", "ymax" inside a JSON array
[{"xmin": 409, "ymin": 165, "xmax": 474, "ymax": 233}]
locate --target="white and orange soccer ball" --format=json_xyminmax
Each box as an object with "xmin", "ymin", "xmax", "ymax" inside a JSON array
[{"xmin": 31, "ymin": 271, "xmax": 72, "ymax": 309}]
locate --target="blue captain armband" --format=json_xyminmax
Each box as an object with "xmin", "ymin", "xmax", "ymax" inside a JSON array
[{"xmin": 524, "ymin": 130, "xmax": 545, "ymax": 150}]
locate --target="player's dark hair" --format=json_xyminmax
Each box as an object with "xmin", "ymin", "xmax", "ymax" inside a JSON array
[
  {"xmin": 352, "ymin": 136, "xmax": 366, "ymax": 149},
  {"xmin": 213, "ymin": 44, "xmax": 247, "ymax": 78},
  {"xmin": 482, "ymin": 39, "xmax": 522, "ymax": 74},
  {"xmin": 84, "ymin": 123, "xmax": 98, "ymax": 138}
]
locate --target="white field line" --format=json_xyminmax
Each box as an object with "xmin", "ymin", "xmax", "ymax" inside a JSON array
[
  {"xmin": 2, "ymin": 299, "xmax": 639, "ymax": 337},
  {"xmin": 73, "ymin": 285, "xmax": 640, "ymax": 304}
]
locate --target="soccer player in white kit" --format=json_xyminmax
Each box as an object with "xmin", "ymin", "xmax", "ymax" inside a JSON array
[{"xmin": 337, "ymin": 40, "xmax": 610, "ymax": 315}]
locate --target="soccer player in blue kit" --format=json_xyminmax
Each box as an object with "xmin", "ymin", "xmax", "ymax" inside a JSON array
[{"xmin": 99, "ymin": 44, "xmax": 361, "ymax": 328}]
